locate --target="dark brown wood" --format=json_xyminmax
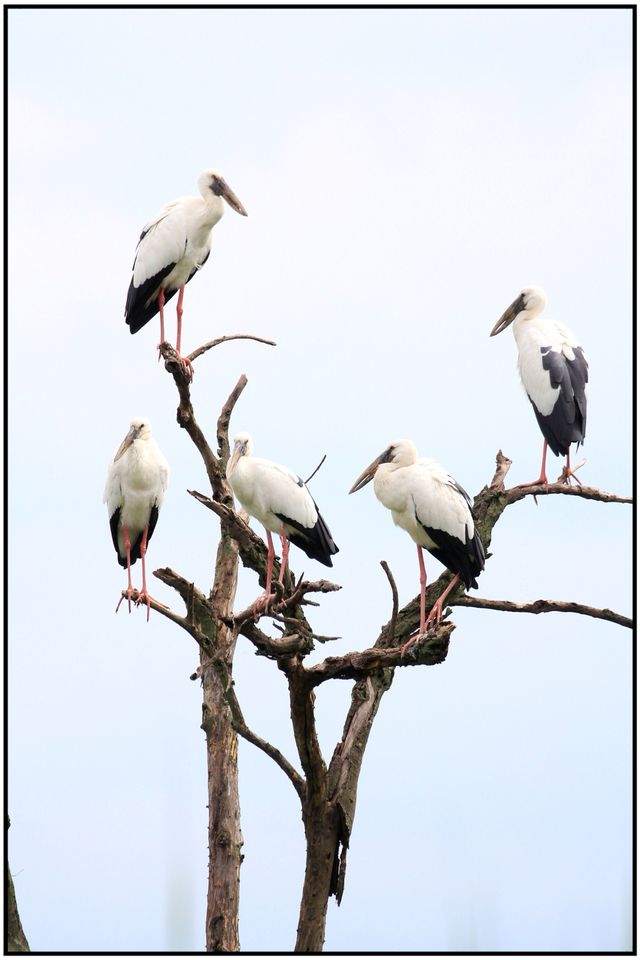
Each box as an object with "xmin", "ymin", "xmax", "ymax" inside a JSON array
[{"xmin": 295, "ymin": 794, "xmax": 341, "ymax": 953}]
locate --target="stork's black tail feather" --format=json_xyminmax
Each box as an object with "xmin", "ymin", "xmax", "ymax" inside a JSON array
[{"xmin": 277, "ymin": 505, "xmax": 339, "ymax": 568}]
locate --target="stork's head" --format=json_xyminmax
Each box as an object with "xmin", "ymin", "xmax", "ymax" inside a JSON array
[
  {"xmin": 114, "ymin": 418, "xmax": 152, "ymax": 461},
  {"xmin": 490, "ymin": 286, "xmax": 547, "ymax": 336},
  {"xmin": 227, "ymin": 432, "xmax": 253, "ymax": 476},
  {"xmin": 198, "ymin": 170, "xmax": 248, "ymax": 217},
  {"xmin": 349, "ymin": 439, "xmax": 417, "ymax": 493}
]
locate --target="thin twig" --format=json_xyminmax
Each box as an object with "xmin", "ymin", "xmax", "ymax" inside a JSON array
[
  {"xmin": 453, "ymin": 595, "xmax": 632, "ymax": 629},
  {"xmin": 380, "ymin": 561, "xmax": 399, "ymax": 645},
  {"xmin": 187, "ymin": 333, "xmax": 276, "ymax": 365},
  {"xmin": 304, "ymin": 454, "xmax": 327, "ymax": 485}
]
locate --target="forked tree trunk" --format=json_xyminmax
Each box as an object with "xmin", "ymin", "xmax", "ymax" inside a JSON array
[{"xmin": 295, "ymin": 798, "xmax": 341, "ymax": 952}]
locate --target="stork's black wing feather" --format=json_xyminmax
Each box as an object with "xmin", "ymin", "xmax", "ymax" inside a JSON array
[
  {"xmin": 125, "ymin": 264, "xmax": 178, "ymax": 334},
  {"xmin": 109, "ymin": 507, "xmax": 127, "ymax": 567},
  {"xmin": 418, "ymin": 521, "xmax": 485, "ymax": 590},
  {"xmin": 275, "ymin": 503, "xmax": 339, "ymax": 567},
  {"xmin": 532, "ymin": 345, "xmax": 588, "ymax": 456}
]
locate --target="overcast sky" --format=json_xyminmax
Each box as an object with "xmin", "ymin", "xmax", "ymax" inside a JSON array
[{"xmin": 8, "ymin": 6, "xmax": 633, "ymax": 953}]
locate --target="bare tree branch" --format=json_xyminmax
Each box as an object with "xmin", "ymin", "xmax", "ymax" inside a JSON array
[
  {"xmin": 159, "ymin": 342, "xmax": 222, "ymax": 495},
  {"xmin": 505, "ymin": 481, "xmax": 632, "ymax": 506},
  {"xmin": 217, "ymin": 374, "xmax": 248, "ymax": 464},
  {"xmin": 453, "ymin": 595, "xmax": 632, "ymax": 628},
  {"xmin": 188, "ymin": 491, "xmax": 269, "ymax": 578},
  {"xmin": 280, "ymin": 657, "xmax": 328, "ymax": 790},
  {"xmin": 122, "ymin": 577, "xmax": 212, "ymax": 651},
  {"xmin": 305, "ymin": 623, "xmax": 454, "ymax": 685},
  {"xmin": 490, "ymin": 449, "xmax": 513, "ymax": 489},
  {"xmin": 187, "ymin": 333, "xmax": 276, "ymax": 365},
  {"xmin": 224, "ymin": 683, "xmax": 305, "ymax": 801},
  {"xmin": 380, "ymin": 560, "xmax": 399, "ymax": 645}
]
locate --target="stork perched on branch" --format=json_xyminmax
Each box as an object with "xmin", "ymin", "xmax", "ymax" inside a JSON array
[
  {"xmin": 349, "ymin": 439, "xmax": 485, "ymax": 654},
  {"xmin": 227, "ymin": 433, "xmax": 339, "ymax": 616},
  {"xmin": 125, "ymin": 169, "xmax": 248, "ymax": 376},
  {"xmin": 491, "ymin": 286, "xmax": 588, "ymax": 486},
  {"xmin": 103, "ymin": 418, "xmax": 169, "ymax": 620}
]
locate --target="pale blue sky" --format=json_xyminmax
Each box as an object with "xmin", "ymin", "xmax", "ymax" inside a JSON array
[{"xmin": 8, "ymin": 7, "xmax": 632, "ymax": 953}]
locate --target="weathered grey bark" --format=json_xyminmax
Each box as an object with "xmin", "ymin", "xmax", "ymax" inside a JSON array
[
  {"xmin": 202, "ymin": 533, "xmax": 242, "ymax": 952},
  {"xmin": 154, "ymin": 347, "xmax": 259, "ymax": 951}
]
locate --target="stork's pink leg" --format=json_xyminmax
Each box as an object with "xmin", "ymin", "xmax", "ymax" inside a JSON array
[
  {"xmin": 401, "ymin": 547, "xmax": 428, "ymax": 656},
  {"xmin": 518, "ymin": 440, "xmax": 549, "ymax": 489},
  {"xmin": 116, "ymin": 525, "xmax": 135, "ymax": 614},
  {"xmin": 253, "ymin": 529, "xmax": 277, "ymax": 619},
  {"xmin": 134, "ymin": 526, "xmax": 152, "ymax": 622},
  {"xmin": 425, "ymin": 574, "xmax": 460, "ymax": 631},
  {"xmin": 157, "ymin": 288, "xmax": 166, "ymax": 357},
  {"xmin": 174, "ymin": 286, "xmax": 194, "ymax": 380},
  {"xmin": 278, "ymin": 528, "xmax": 290, "ymax": 584},
  {"xmin": 560, "ymin": 450, "xmax": 584, "ymax": 487},
  {"xmin": 402, "ymin": 562, "xmax": 460, "ymax": 657}
]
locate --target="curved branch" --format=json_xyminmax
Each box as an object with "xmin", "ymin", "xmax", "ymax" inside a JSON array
[
  {"xmin": 453, "ymin": 595, "xmax": 632, "ymax": 628},
  {"xmin": 225, "ymin": 684, "xmax": 305, "ymax": 801},
  {"xmin": 187, "ymin": 333, "xmax": 276, "ymax": 365},
  {"xmin": 380, "ymin": 561, "xmax": 399, "ymax": 645},
  {"xmin": 159, "ymin": 342, "xmax": 222, "ymax": 495}
]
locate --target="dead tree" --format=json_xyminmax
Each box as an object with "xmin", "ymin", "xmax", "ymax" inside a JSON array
[{"xmin": 123, "ymin": 339, "xmax": 631, "ymax": 953}]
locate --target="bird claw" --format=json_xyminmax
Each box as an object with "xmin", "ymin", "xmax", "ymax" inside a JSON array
[
  {"xmin": 116, "ymin": 588, "xmax": 137, "ymax": 615},
  {"xmin": 402, "ymin": 601, "xmax": 450, "ymax": 654},
  {"xmin": 400, "ymin": 632, "xmax": 424, "ymax": 657},
  {"xmin": 160, "ymin": 343, "xmax": 194, "ymax": 381},
  {"xmin": 116, "ymin": 587, "xmax": 165, "ymax": 622},
  {"xmin": 252, "ymin": 592, "xmax": 276, "ymax": 621},
  {"xmin": 179, "ymin": 355, "xmax": 194, "ymax": 381},
  {"xmin": 401, "ymin": 623, "xmax": 436, "ymax": 657},
  {"xmin": 558, "ymin": 459, "xmax": 586, "ymax": 486}
]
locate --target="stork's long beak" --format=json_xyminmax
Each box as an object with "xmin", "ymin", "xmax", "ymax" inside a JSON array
[
  {"xmin": 114, "ymin": 424, "xmax": 140, "ymax": 462},
  {"xmin": 490, "ymin": 293, "xmax": 526, "ymax": 337},
  {"xmin": 220, "ymin": 180, "xmax": 248, "ymax": 217},
  {"xmin": 227, "ymin": 439, "xmax": 247, "ymax": 476},
  {"xmin": 349, "ymin": 451, "xmax": 387, "ymax": 494}
]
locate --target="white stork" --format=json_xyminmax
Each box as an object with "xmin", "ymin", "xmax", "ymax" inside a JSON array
[
  {"xmin": 226, "ymin": 433, "xmax": 339, "ymax": 614},
  {"xmin": 491, "ymin": 286, "xmax": 588, "ymax": 486},
  {"xmin": 349, "ymin": 440, "xmax": 485, "ymax": 653},
  {"xmin": 125, "ymin": 170, "xmax": 248, "ymax": 376},
  {"xmin": 103, "ymin": 418, "xmax": 169, "ymax": 620}
]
